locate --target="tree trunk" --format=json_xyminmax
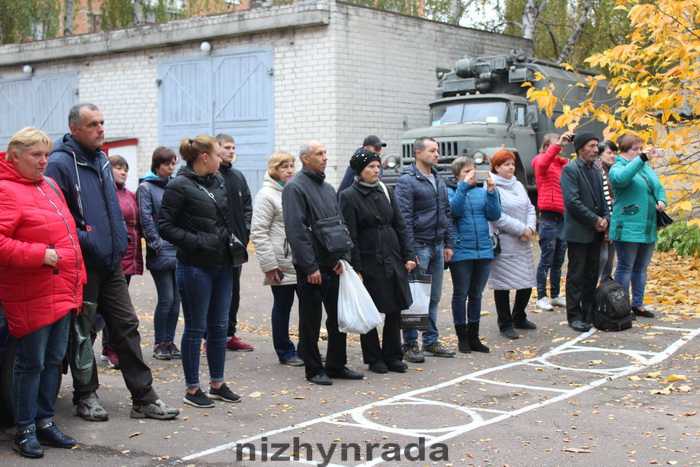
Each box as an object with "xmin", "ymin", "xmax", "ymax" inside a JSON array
[
  {"xmin": 134, "ymin": 0, "xmax": 145, "ymax": 25},
  {"xmin": 557, "ymin": 0, "xmax": 593, "ymax": 64},
  {"xmin": 448, "ymin": 0, "xmax": 476, "ymax": 25},
  {"xmin": 521, "ymin": 0, "xmax": 544, "ymax": 40},
  {"xmin": 64, "ymin": 0, "xmax": 75, "ymax": 36}
]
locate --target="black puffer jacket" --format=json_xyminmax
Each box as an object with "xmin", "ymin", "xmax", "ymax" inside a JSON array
[{"xmin": 159, "ymin": 166, "xmax": 232, "ymax": 268}]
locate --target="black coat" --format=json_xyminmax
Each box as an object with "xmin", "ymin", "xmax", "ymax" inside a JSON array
[
  {"xmin": 158, "ymin": 166, "xmax": 232, "ymax": 268},
  {"xmin": 339, "ymin": 181, "xmax": 415, "ymax": 313}
]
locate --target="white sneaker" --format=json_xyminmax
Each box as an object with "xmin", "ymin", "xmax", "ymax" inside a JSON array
[
  {"xmin": 536, "ymin": 297, "xmax": 554, "ymax": 311},
  {"xmin": 550, "ymin": 296, "xmax": 566, "ymax": 307}
]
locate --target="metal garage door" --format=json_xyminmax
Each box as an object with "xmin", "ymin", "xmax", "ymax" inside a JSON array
[
  {"xmin": 0, "ymin": 72, "xmax": 78, "ymax": 147},
  {"xmin": 157, "ymin": 48, "xmax": 274, "ymax": 197}
]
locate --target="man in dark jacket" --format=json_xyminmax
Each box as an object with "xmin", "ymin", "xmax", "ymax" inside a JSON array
[
  {"xmin": 559, "ymin": 132, "xmax": 610, "ymax": 332},
  {"xmin": 395, "ymin": 137, "xmax": 455, "ymax": 362},
  {"xmin": 282, "ymin": 140, "xmax": 364, "ymax": 385},
  {"xmin": 46, "ymin": 103, "xmax": 179, "ymax": 422},
  {"xmin": 216, "ymin": 134, "xmax": 254, "ymax": 352}
]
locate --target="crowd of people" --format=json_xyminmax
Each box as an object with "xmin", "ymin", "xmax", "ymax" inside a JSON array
[{"xmin": 0, "ymin": 102, "xmax": 667, "ymax": 459}]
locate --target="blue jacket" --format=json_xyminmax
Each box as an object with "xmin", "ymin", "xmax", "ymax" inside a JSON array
[
  {"xmin": 136, "ymin": 173, "xmax": 178, "ymax": 271},
  {"xmin": 447, "ymin": 178, "xmax": 501, "ymax": 261},
  {"xmin": 46, "ymin": 134, "xmax": 128, "ymax": 271},
  {"xmin": 394, "ymin": 163, "xmax": 453, "ymax": 249}
]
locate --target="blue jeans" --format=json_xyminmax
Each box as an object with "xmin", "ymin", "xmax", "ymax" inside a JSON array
[
  {"xmin": 536, "ymin": 219, "xmax": 567, "ymax": 299},
  {"xmin": 14, "ymin": 313, "xmax": 71, "ymax": 429},
  {"xmin": 403, "ymin": 243, "xmax": 443, "ymax": 348},
  {"xmin": 449, "ymin": 259, "xmax": 492, "ymax": 325},
  {"xmin": 271, "ymin": 284, "xmax": 298, "ymax": 363},
  {"xmin": 599, "ymin": 241, "xmax": 615, "ymax": 280},
  {"xmin": 151, "ymin": 268, "xmax": 181, "ymax": 344},
  {"xmin": 614, "ymin": 241, "xmax": 655, "ymax": 308},
  {"xmin": 176, "ymin": 263, "xmax": 233, "ymax": 388}
]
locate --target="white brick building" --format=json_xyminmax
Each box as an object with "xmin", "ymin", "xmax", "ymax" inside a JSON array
[{"xmin": 0, "ymin": 0, "xmax": 530, "ymax": 193}]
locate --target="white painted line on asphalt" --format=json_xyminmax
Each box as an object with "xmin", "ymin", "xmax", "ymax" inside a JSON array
[
  {"xmin": 179, "ymin": 324, "xmax": 700, "ymax": 464},
  {"xmin": 465, "ymin": 376, "xmax": 570, "ymax": 392}
]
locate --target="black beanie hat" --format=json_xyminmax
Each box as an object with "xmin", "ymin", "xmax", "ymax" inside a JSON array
[
  {"xmin": 573, "ymin": 132, "xmax": 599, "ymax": 152},
  {"xmin": 350, "ymin": 149, "xmax": 381, "ymax": 176}
]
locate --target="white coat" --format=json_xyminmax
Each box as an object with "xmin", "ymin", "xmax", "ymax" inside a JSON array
[
  {"xmin": 488, "ymin": 173, "xmax": 537, "ymax": 290},
  {"xmin": 250, "ymin": 173, "xmax": 297, "ymax": 286}
]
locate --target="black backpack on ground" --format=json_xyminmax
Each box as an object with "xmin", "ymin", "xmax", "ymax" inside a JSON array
[{"xmin": 588, "ymin": 275, "xmax": 633, "ymax": 331}]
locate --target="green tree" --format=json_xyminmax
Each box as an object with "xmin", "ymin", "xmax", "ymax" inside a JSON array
[{"xmin": 0, "ymin": 0, "xmax": 61, "ymax": 44}]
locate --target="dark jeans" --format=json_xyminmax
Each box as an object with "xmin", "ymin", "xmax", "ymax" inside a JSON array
[
  {"xmin": 296, "ymin": 265, "xmax": 347, "ymax": 379},
  {"xmin": 100, "ymin": 274, "xmax": 132, "ymax": 347},
  {"xmin": 360, "ymin": 311, "xmax": 402, "ymax": 364},
  {"xmin": 536, "ymin": 219, "xmax": 567, "ymax": 299},
  {"xmin": 14, "ymin": 313, "xmax": 71, "ymax": 429},
  {"xmin": 449, "ymin": 259, "xmax": 492, "ymax": 325},
  {"xmin": 226, "ymin": 265, "xmax": 242, "ymax": 336},
  {"xmin": 614, "ymin": 241, "xmax": 655, "ymax": 308},
  {"xmin": 151, "ymin": 268, "xmax": 181, "ymax": 344},
  {"xmin": 271, "ymin": 284, "xmax": 298, "ymax": 363},
  {"xmin": 599, "ymin": 241, "xmax": 616, "ymax": 280},
  {"xmin": 177, "ymin": 263, "xmax": 233, "ymax": 388},
  {"xmin": 494, "ymin": 288, "xmax": 532, "ymax": 331},
  {"xmin": 566, "ymin": 240, "xmax": 601, "ymax": 323},
  {"xmin": 74, "ymin": 267, "xmax": 157, "ymax": 406}
]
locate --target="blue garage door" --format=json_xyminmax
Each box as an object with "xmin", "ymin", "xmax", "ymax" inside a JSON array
[
  {"xmin": 0, "ymin": 72, "xmax": 78, "ymax": 147},
  {"xmin": 158, "ymin": 48, "xmax": 274, "ymax": 197}
]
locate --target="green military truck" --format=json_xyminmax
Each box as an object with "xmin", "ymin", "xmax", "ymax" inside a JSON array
[{"xmin": 382, "ymin": 51, "xmax": 609, "ymax": 196}]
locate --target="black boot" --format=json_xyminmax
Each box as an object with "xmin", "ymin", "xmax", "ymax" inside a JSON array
[
  {"xmin": 467, "ymin": 322, "xmax": 490, "ymax": 353},
  {"xmin": 454, "ymin": 324, "xmax": 471, "ymax": 353}
]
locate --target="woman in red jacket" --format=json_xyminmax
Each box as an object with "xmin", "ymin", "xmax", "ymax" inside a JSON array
[
  {"xmin": 531, "ymin": 132, "xmax": 574, "ymax": 311},
  {"xmin": 0, "ymin": 127, "xmax": 86, "ymax": 458}
]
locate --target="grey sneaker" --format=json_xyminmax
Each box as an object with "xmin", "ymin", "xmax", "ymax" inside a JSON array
[
  {"xmin": 130, "ymin": 399, "xmax": 179, "ymax": 419},
  {"xmin": 422, "ymin": 342, "xmax": 456, "ymax": 358},
  {"xmin": 76, "ymin": 392, "xmax": 109, "ymax": 422},
  {"xmin": 153, "ymin": 343, "xmax": 172, "ymax": 360},
  {"xmin": 403, "ymin": 343, "xmax": 425, "ymax": 363}
]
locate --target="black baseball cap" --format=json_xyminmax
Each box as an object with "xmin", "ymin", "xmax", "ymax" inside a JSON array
[{"xmin": 363, "ymin": 135, "xmax": 386, "ymax": 148}]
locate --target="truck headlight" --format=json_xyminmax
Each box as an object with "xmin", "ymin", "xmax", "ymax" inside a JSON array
[
  {"xmin": 385, "ymin": 156, "xmax": 398, "ymax": 169},
  {"xmin": 473, "ymin": 151, "xmax": 485, "ymax": 164}
]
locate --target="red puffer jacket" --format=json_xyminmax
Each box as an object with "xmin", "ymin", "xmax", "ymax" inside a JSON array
[
  {"xmin": 0, "ymin": 154, "xmax": 86, "ymax": 338},
  {"xmin": 116, "ymin": 185, "xmax": 143, "ymax": 276},
  {"xmin": 532, "ymin": 143, "xmax": 569, "ymax": 213}
]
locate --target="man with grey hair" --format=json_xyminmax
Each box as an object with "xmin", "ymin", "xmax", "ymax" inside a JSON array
[
  {"xmin": 46, "ymin": 103, "xmax": 179, "ymax": 421},
  {"xmin": 282, "ymin": 140, "xmax": 364, "ymax": 385}
]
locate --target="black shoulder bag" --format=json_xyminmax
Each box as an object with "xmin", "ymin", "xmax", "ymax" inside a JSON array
[
  {"xmin": 192, "ymin": 179, "xmax": 248, "ymax": 267},
  {"xmin": 640, "ymin": 174, "xmax": 673, "ymax": 229}
]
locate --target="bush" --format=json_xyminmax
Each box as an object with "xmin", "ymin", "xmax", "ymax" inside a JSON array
[{"xmin": 656, "ymin": 221, "xmax": 700, "ymax": 256}]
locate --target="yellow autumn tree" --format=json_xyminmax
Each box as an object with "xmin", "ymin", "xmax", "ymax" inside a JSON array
[{"xmin": 526, "ymin": 0, "xmax": 700, "ymax": 225}]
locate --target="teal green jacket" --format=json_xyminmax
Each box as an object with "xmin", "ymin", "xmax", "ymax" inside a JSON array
[{"xmin": 608, "ymin": 155, "xmax": 667, "ymax": 243}]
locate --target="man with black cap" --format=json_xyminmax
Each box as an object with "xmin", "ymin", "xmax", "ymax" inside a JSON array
[
  {"xmin": 337, "ymin": 135, "xmax": 387, "ymax": 195},
  {"xmin": 559, "ymin": 132, "xmax": 610, "ymax": 332},
  {"xmin": 282, "ymin": 140, "xmax": 364, "ymax": 385}
]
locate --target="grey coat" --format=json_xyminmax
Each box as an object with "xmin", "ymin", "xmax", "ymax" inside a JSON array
[{"xmin": 488, "ymin": 174, "xmax": 537, "ymax": 290}]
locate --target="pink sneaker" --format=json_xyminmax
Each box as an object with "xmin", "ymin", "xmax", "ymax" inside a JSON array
[
  {"xmin": 101, "ymin": 345, "xmax": 120, "ymax": 369},
  {"xmin": 226, "ymin": 336, "xmax": 254, "ymax": 351}
]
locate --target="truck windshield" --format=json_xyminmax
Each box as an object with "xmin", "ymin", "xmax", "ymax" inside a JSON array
[{"xmin": 431, "ymin": 100, "xmax": 509, "ymax": 126}]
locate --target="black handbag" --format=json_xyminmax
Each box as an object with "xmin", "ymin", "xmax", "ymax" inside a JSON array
[
  {"xmin": 311, "ymin": 215, "xmax": 354, "ymax": 253},
  {"xmin": 491, "ymin": 231, "xmax": 501, "ymax": 255},
  {"xmin": 640, "ymin": 174, "xmax": 673, "ymax": 229},
  {"xmin": 69, "ymin": 301, "xmax": 97, "ymax": 386}
]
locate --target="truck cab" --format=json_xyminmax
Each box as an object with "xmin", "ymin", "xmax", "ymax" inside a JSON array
[{"xmin": 384, "ymin": 51, "xmax": 608, "ymax": 196}]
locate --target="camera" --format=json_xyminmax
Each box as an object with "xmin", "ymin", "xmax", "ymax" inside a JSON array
[
  {"xmin": 476, "ymin": 180, "xmax": 484, "ymax": 188},
  {"xmin": 567, "ymin": 133, "xmax": 577, "ymax": 142}
]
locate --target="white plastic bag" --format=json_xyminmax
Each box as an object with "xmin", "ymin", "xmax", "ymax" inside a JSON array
[{"xmin": 337, "ymin": 259, "xmax": 383, "ymax": 334}]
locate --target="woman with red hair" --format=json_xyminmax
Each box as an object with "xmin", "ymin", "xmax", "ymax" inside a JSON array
[{"xmin": 487, "ymin": 150, "xmax": 537, "ymax": 340}]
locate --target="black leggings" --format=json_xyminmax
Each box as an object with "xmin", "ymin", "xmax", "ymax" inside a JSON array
[{"xmin": 494, "ymin": 288, "xmax": 532, "ymax": 331}]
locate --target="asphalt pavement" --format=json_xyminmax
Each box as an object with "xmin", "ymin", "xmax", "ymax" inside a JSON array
[{"xmin": 1, "ymin": 252, "xmax": 698, "ymax": 466}]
